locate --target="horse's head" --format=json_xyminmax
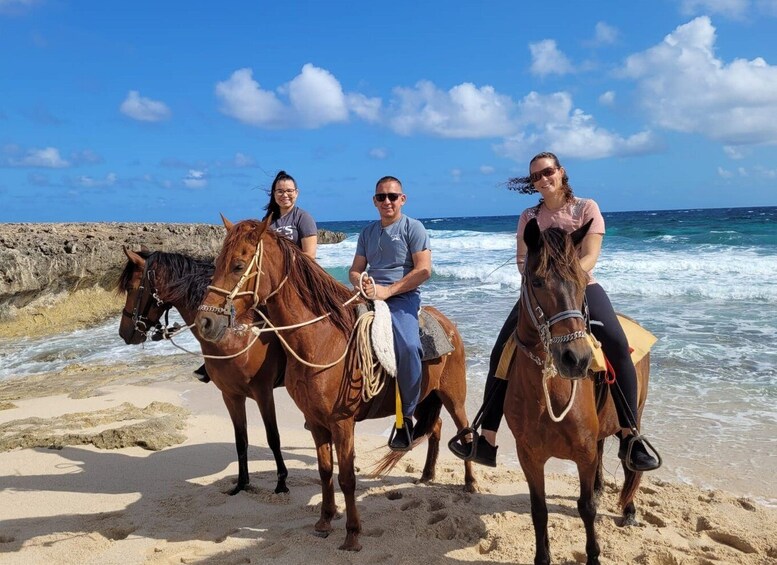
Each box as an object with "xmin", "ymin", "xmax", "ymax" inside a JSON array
[
  {"xmin": 521, "ymin": 218, "xmax": 593, "ymax": 379},
  {"xmin": 116, "ymin": 247, "xmax": 171, "ymax": 345},
  {"xmin": 195, "ymin": 216, "xmax": 286, "ymax": 342}
]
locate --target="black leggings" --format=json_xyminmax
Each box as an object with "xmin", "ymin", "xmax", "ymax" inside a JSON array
[{"xmin": 480, "ymin": 283, "xmax": 639, "ymax": 432}]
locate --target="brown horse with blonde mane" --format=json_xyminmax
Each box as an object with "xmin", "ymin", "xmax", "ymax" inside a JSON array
[
  {"xmin": 504, "ymin": 218, "xmax": 650, "ymax": 565},
  {"xmin": 116, "ymin": 247, "xmax": 289, "ymax": 495},
  {"xmin": 195, "ymin": 217, "xmax": 476, "ymax": 551}
]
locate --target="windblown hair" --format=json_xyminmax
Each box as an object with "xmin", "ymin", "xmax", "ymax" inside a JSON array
[
  {"xmin": 531, "ymin": 226, "xmax": 588, "ymax": 294},
  {"xmin": 263, "ymin": 170, "xmax": 297, "ymax": 222},
  {"xmin": 117, "ymin": 249, "xmax": 214, "ymax": 312},
  {"xmin": 218, "ymin": 219, "xmax": 355, "ymax": 335},
  {"xmin": 507, "ymin": 151, "xmax": 574, "ymax": 205}
]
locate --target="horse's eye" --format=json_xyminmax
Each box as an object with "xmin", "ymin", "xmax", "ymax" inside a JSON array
[
  {"xmin": 232, "ymin": 262, "xmax": 245, "ymax": 273},
  {"xmin": 531, "ymin": 278, "xmax": 544, "ymax": 288}
]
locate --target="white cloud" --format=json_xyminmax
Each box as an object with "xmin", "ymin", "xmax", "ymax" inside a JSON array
[
  {"xmin": 723, "ymin": 145, "xmax": 746, "ymax": 159},
  {"xmin": 8, "ymin": 147, "xmax": 70, "ymax": 168},
  {"xmin": 593, "ymin": 22, "xmax": 619, "ymax": 45},
  {"xmin": 388, "ymin": 80, "xmax": 514, "ymax": 138},
  {"xmin": 717, "ymin": 166, "xmax": 734, "ymax": 177},
  {"xmin": 496, "ymin": 91, "xmax": 658, "ymax": 160},
  {"xmin": 622, "ymin": 17, "xmax": 777, "ymax": 146},
  {"xmin": 480, "ymin": 165, "xmax": 495, "ymax": 175},
  {"xmin": 233, "ymin": 152, "xmax": 255, "ymax": 167},
  {"xmin": 369, "ymin": 147, "xmax": 388, "ymax": 159},
  {"xmin": 77, "ymin": 172, "xmax": 117, "ymax": 188},
  {"xmin": 183, "ymin": 169, "xmax": 207, "ymax": 189},
  {"xmin": 599, "ymin": 91, "xmax": 616, "ymax": 106},
  {"xmin": 120, "ymin": 91, "xmax": 171, "ymax": 122},
  {"xmin": 216, "ymin": 64, "xmax": 381, "ymax": 129},
  {"xmin": 679, "ymin": 0, "xmax": 749, "ymax": 18},
  {"xmin": 0, "ymin": 0, "xmax": 38, "ymax": 15},
  {"xmin": 451, "ymin": 168, "xmax": 462, "ymax": 182},
  {"xmin": 529, "ymin": 40, "xmax": 575, "ymax": 77}
]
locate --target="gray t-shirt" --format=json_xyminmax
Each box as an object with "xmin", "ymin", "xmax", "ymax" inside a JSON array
[
  {"xmin": 270, "ymin": 207, "xmax": 317, "ymax": 247},
  {"xmin": 355, "ymin": 215, "xmax": 430, "ymax": 291}
]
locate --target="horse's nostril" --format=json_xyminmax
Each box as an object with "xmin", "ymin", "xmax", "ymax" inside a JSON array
[{"xmin": 562, "ymin": 350, "xmax": 578, "ymax": 367}]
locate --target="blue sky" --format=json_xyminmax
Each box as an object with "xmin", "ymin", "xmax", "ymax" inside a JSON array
[{"xmin": 1, "ymin": 0, "xmax": 776, "ymax": 223}]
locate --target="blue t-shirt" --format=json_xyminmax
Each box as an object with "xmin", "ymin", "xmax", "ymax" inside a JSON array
[
  {"xmin": 355, "ymin": 215, "xmax": 430, "ymax": 292},
  {"xmin": 270, "ymin": 207, "xmax": 317, "ymax": 247}
]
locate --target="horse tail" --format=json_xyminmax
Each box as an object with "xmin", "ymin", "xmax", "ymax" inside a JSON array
[
  {"xmin": 368, "ymin": 392, "xmax": 443, "ymax": 477},
  {"xmin": 619, "ymin": 468, "xmax": 643, "ymax": 511}
]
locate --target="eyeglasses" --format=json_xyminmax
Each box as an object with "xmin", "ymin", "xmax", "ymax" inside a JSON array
[
  {"xmin": 274, "ymin": 189, "xmax": 297, "ymax": 196},
  {"xmin": 529, "ymin": 167, "xmax": 559, "ymax": 183},
  {"xmin": 374, "ymin": 193, "xmax": 402, "ymax": 202}
]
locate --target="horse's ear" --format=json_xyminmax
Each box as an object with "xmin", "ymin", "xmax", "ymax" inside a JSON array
[
  {"xmin": 524, "ymin": 218, "xmax": 541, "ymax": 251},
  {"xmin": 124, "ymin": 247, "xmax": 146, "ymax": 268},
  {"xmin": 570, "ymin": 218, "xmax": 593, "ymax": 246},
  {"xmin": 139, "ymin": 244, "xmax": 150, "ymax": 253},
  {"xmin": 220, "ymin": 213, "xmax": 234, "ymax": 231},
  {"xmin": 258, "ymin": 215, "xmax": 272, "ymax": 237}
]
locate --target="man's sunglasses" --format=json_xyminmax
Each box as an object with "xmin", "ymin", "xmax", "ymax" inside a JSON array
[
  {"xmin": 529, "ymin": 166, "xmax": 559, "ymax": 183},
  {"xmin": 374, "ymin": 193, "xmax": 403, "ymax": 202}
]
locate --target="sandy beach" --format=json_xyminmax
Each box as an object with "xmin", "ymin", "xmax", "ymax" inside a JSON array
[{"xmin": 1, "ymin": 350, "xmax": 776, "ymax": 565}]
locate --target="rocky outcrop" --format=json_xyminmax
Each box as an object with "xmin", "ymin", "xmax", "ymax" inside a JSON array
[{"xmin": 0, "ymin": 223, "xmax": 345, "ymax": 316}]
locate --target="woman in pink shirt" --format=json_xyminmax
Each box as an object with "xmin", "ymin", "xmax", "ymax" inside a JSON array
[{"xmin": 451, "ymin": 152, "xmax": 659, "ymax": 473}]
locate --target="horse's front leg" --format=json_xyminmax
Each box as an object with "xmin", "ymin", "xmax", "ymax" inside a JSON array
[
  {"xmin": 310, "ymin": 425, "xmax": 336, "ymax": 538},
  {"xmin": 252, "ymin": 380, "xmax": 289, "ymax": 494},
  {"xmin": 332, "ymin": 420, "xmax": 361, "ymax": 551},
  {"xmin": 518, "ymin": 452, "xmax": 551, "ymax": 565},
  {"xmin": 221, "ymin": 391, "xmax": 250, "ymax": 495},
  {"xmin": 577, "ymin": 455, "xmax": 602, "ymax": 565}
]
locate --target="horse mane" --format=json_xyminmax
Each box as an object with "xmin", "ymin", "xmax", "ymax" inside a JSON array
[
  {"xmin": 533, "ymin": 227, "xmax": 588, "ymax": 293},
  {"xmin": 220, "ymin": 219, "xmax": 355, "ymax": 335},
  {"xmin": 116, "ymin": 249, "xmax": 152, "ymax": 293},
  {"xmin": 148, "ymin": 252, "xmax": 215, "ymax": 311}
]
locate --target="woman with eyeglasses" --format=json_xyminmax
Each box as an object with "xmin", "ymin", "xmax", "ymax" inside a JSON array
[
  {"xmin": 450, "ymin": 152, "xmax": 660, "ymax": 473},
  {"xmin": 263, "ymin": 170, "xmax": 318, "ymax": 260},
  {"xmin": 192, "ymin": 170, "xmax": 317, "ymax": 384}
]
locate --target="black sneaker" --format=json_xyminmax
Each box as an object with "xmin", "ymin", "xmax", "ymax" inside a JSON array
[
  {"xmin": 619, "ymin": 435, "xmax": 660, "ymax": 472},
  {"xmin": 388, "ymin": 420, "xmax": 414, "ymax": 452},
  {"xmin": 472, "ymin": 436, "xmax": 498, "ymax": 468},
  {"xmin": 193, "ymin": 364, "xmax": 210, "ymax": 383}
]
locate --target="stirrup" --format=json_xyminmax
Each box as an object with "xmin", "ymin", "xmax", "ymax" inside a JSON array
[
  {"xmin": 621, "ymin": 434, "xmax": 662, "ymax": 472},
  {"xmin": 447, "ymin": 427, "xmax": 478, "ymax": 461}
]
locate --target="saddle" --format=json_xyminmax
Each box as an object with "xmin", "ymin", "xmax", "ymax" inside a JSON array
[
  {"xmin": 355, "ymin": 303, "xmax": 456, "ymax": 369},
  {"xmin": 495, "ymin": 313, "xmax": 657, "ymax": 380}
]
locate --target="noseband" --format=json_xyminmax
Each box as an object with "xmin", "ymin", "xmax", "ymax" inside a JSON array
[
  {"xmin": 516, "ymin": 275, "xmax": 588, "ymax": 372},
  {"xmin": 198, "ymin": 238, "xmax": 288, "ymax": 329}
]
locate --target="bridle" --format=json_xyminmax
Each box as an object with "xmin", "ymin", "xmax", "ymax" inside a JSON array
[
  {"xmin": 515, "ymin": 275, "xmax": 588, "ymax": 372},
  {"xmin": 197, "ymin": 238, "xmax": 288, "ymax": 329},
  {"xmin": 514, "ymin": 267, "xmax": 590, "ymax": 423},
  {"xmin": 122, "ymin": 259, "xmax": 171, "ymax": 341}
]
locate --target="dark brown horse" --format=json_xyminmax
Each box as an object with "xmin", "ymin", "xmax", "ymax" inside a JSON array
[
  {"xmin": 504, "ymin": 218, "xmax": 650, "ymax": 565},
  {"xmin": 195, "ymin": 218, "xmax": 476, "ymax": 551},
  {"xmin": 116, "ymin": 247, "xmax": 290, "ymax": 494}
]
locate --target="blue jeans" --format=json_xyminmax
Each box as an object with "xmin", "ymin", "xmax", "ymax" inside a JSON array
[{"xmin": 387, "ymin": 292, "xmax": 423, "ymax": 419}]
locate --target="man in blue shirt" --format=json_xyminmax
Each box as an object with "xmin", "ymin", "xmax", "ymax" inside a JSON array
[{"xmin": 349, "ymin": 176, "xmax": 431, "ymax": 451}]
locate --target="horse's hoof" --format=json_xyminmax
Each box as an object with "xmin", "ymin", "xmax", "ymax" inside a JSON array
[
  {"xmin": 312, "ymin": 529, "xmax": 331, "ymax": 538},
  {"xmin": 227, "ymin": 483, "xmax": 247, "ymax": 496},
  {"xmin": 338, "ymin": 539, "xmax": 362, "ymax": 551},
  {"xmin": 463, "ymin": 481, "xmax": 478, "ymax": 494},
  {"xmin": 618, "ymin": 513, "xmax": 639, "ymax": 527},
  {"xmin": 274, "ymin": 484, "xmax": 290, "ymax": 494}
]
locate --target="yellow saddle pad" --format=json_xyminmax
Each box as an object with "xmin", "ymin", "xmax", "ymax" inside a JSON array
[{"xmin": 495, "ymin": 314, "xmax": 657, "ymax": 379}]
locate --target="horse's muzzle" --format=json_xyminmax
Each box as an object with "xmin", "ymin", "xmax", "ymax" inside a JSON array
[
  {"xmin": 553, "ymin": 344, "xmax": 592, "ymax": 380},
  {"xmin": 196, "ymin": 311, "xmax": 228, "ymax": 343}
]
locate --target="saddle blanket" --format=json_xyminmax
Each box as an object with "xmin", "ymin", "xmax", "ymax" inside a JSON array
[{"xmin": 495, "ymin": 313, "xmax": 657, "ymax": 380}]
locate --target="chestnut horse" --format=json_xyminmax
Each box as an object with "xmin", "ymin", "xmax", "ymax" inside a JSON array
[
  {"xmin": 195, "ymin": 218, "xmax": 476, "ymax": 551},
  {"xmin": 117, "ymin": 247, "xmax": 290, "ymax": 494},
  {"xmin": 504, "ymin": 218, "xmax": 650, "ymax": 565}
]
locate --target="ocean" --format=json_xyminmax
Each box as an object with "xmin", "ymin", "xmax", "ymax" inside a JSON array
[{"xmin": 2, "ymin": 206, "xmax": 776, "ymax": 503}]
